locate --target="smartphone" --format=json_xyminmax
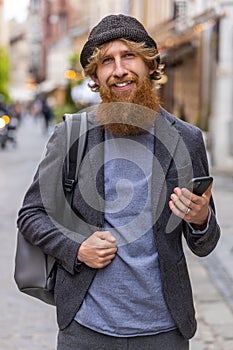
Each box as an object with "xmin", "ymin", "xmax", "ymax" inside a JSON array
[{"xmin": 188, "ymin": 176, "xmax": 213, "ymax": 196}]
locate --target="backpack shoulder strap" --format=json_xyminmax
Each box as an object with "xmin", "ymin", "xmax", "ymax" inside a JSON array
[{"xmin": 63, "ymin": 112, "xmax": 88, "ymax": 205}]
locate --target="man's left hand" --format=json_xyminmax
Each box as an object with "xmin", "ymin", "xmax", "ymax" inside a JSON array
[{"xmin": 169, "ymin": 183, "xmax": 212, "ymax": 226}]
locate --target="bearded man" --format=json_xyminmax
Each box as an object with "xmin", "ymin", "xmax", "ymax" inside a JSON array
[{"xmin": 17, "ymin": 14, "xmax": 220, "ymax": 350}]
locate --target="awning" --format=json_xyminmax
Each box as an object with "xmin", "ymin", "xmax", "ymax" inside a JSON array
[
  {"xmin": 9, "ymin": 87, "xmax": 34, "ymax": 102},
  {"xmin": 37, "ymin": 80, "xmax": 59, "ymax": 93},
  {"xmin": 151, "ymin": 7, "xmax": 224, "ymax": 56}
]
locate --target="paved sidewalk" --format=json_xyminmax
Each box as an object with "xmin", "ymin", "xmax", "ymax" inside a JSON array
[
  {"xmin": 0, "ymin": 116, "xmax": 57, "ymax": 350},
  {"xmin": 0, "ymin": 116, "xmax": 232, "ymax": 349},
  {"xmin": 189, "ymin": 174, "xmax": 233, "ymax": 350}
]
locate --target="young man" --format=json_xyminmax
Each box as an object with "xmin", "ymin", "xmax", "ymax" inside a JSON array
[{"xmin": 17, "ymin": 14, "xmax": 220, "ymax": 350}]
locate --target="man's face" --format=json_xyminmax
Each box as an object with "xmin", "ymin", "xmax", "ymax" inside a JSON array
[
  {"xmin": 93, "ymin": 40, "xmax": 154, "ymax": 102},
  {"xmin": 93, "ymin": 39, "xmax": 160, "ymax": 135}
]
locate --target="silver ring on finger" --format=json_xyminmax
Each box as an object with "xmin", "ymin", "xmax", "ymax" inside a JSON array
[{"xmin": 185, "ymin": 207, "xmax": 191, "ymax": 215}]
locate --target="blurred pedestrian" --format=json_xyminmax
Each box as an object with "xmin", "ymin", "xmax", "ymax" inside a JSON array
[
  {"xmin": 12, "ymin": 102, "xmax": 24, "ymax": 125},
  {"xmin": 17, "ymin": 14, "xmax": 220, "ymax": 350},
  {"xmin": 41, "ymin": 98, "xmax": 53, "ymax": 133},
  {"xmin": 0, "ymin": 94, "xmax": 17, "ymax": 148},
  {"xmin": 31, "ymin": 97, "xmax": 42, "ymax": 116}
]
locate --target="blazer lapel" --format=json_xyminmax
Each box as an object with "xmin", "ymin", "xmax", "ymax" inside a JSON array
[
  {"xmin": 72, "ymin": 115, "xmax": 105, "ymax": 231},
  {"xmin": 87, "ymin": 123, "xmax": 105, "ymax": 207},
  {"xmin": 151, "ymin": 113, "xmax": 180, "ymax": 224}
]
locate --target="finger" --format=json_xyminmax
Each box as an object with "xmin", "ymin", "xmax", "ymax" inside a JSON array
[
  {"xmin": 174, "ymin": 187, "xmax": 192, "ymax": 205},
  {"xmin": 202, "ymin": 182, "xmax": 213, "ymax": 200},
  {"xmin": 170, "ymin": 192, "xmax": 191, "ymax": 214},
  {"xmin": 95, "ymin": 259, "xmax": 115, "ymax": 269},
  {"xmin": 97, "ymin": 231, "xmax": 117, "ymax": 245},
  {"xmin": 92, "ymin": 252, "xmax": 117, "ymax": 269},
  {"xmin": 86, "ymin": 258, "xmax": 114, "ymax": 269},
  {"xmin": 169, "ymin": 200, "xmax": 186, "ymax": 219},
  {"xmin": 99, "ymin": 252, "xmax": 117, "ymax": 261},
  {"xmin": 97, "ymin": 231, "xmax": 116, "ymax": 248},
  {"xmin": 98, "ymin": 247, "xmax": 118, "ymax": 257},
  {"xmin": 78, "ymin": 246, "xmax": 117, "ymax": 268},
  {"xmin": 179, "ymin": 187, "xmax": 195, "ymax": 203}
]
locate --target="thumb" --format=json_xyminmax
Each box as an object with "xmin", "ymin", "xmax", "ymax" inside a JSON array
[{"xmin": 203, "ymin": 182, "xmax": 213, "ymax": 200}]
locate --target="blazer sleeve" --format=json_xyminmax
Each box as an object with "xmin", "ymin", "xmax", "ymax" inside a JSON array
[
  {"xmin": 17, "ymin": 122, "xmax": 81, "ymax": 275},
  {"xmin": 182, "ymin": 127, "xmax": 220, "ymax": 256}
]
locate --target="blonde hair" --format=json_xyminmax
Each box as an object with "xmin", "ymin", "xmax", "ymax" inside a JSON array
[{"xmin": 84, "ymin": 39, "xmax": 164, "ymax": 92}]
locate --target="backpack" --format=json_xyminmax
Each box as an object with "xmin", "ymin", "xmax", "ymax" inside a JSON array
[{"xmin": 14, "ymin": 112, "xmax": 88, "ymax": 305}]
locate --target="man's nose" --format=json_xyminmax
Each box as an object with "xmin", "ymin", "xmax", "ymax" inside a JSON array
[{"xmin": 112, "ymin": 59, "xmax": 128, "ymax": 77}]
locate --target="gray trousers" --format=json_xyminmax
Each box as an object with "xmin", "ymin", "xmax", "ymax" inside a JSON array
[{"xmin": 57, "ymin": 321, "xmax": 189, "ymax": 350}]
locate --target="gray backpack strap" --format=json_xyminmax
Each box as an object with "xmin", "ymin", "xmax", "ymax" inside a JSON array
[
  {"xmin": 75, "ymin": 112, "xmax": 88, "ymax": 180},
  {"xmin": 63, "ymin": 112, "xmax": 88, "ymax": 203}
]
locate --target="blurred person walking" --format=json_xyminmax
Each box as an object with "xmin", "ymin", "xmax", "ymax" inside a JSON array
[{"xmin": 41, "ymin": 97, "xmax": 53, "ymax": 133}]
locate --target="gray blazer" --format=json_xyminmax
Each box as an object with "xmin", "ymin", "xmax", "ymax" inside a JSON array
[{"xmin": 17, "ymin": 107, "xmax": 220, "ymax": 339}]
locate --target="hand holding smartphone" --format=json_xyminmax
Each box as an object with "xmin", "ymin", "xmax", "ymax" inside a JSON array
[{"xmin": 188, "ymin": 176, "xmax": 213, "ymax": 196}]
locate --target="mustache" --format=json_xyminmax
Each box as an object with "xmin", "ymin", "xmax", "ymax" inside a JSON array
[{"xmin": 107, "ymin": 76, "xmax": 138, "ymax": 87}]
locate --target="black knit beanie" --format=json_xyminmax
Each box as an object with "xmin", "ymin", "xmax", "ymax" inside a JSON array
[{"xmin": 80, "ymin": 14, "xmax": 160, "ymax": 69}]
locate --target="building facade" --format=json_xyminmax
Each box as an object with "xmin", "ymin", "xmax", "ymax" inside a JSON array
[
  {"xmin": 0, "ymin": 0, "xmax": 7, "ymax": 45},
  {"xmin": 211, "ymin": 0, "xmax": 233, "ymax": 171},
  {"xmin": 6, "ymin": 0, "xmax": 233, "ymax": 172},
  {"xmin": 150, "ymin": 0, "xmax": 221, "ymax": 129},
  {"xmin": 8, "ymin": 19, "xmax": 32, "ymax": 101}
]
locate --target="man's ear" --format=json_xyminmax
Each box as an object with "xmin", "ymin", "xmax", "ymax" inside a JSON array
[
  {"xmin": 149, "ymin": 68, "xmax": 156, "ymax": 76},
  {"xmin": 91, "ymin": 74, "xmax": 99, "ymax": 85}
]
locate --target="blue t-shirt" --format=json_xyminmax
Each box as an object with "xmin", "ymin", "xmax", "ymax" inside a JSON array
[{"xmin": 75, "ymin": 128, "xmax": 176, "ymax": 336}]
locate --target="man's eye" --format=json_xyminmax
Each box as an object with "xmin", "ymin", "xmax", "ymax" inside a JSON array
[
  {"xmin": 102, "ymin": 57, "xmax": 112, "ymax": 64},
  {"xmin": 124, "ymin": 52, "xmax": 135, "ymax": 58}
]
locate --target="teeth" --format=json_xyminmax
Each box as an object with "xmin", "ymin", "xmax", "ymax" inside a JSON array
[{"xmin": 115, "ymin": 81, "xmax": 131, "ymax": 87}]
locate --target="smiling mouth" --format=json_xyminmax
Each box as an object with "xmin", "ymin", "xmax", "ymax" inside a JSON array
[{"xmin": 114, "ymin": 81, "xmax": 133, "ymax": 87}]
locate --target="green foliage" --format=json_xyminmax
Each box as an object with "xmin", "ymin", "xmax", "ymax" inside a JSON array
[
  {"xmin": 65, "ymin": 81, "xmax": 76, "ymax": 106},
  {"xmin": 53, "ymin": 103, "xmax": 77, "ymax": 124},
  {"xmin": 68, "ymin": 52, "xmax": 83, "ymax": 85},
  {"xmin": 0, "ymin": 47, "xmax": 10, "ymax": 102},
  {"xmin": 69, "ymin": 52, "xmax": 80, "ymax": 68}
]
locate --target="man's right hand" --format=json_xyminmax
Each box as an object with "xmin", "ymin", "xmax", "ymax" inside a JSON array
[{"xmin": 77, "ymin": 231, "xmax": 117, "ymax": 269}]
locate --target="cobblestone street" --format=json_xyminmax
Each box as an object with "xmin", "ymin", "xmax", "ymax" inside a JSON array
[{"xmin": 0, "ymin": 116, "xmax": 232, "ymax": 350}]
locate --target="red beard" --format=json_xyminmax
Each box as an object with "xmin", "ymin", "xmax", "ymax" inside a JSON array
[{"xmin": 96, "ymin": 76, "xmax": 160, "ymax": 135}]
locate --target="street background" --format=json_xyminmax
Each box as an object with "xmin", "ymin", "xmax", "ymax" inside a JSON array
[
  {"xmin": 0, "ymin": 115, "xmax": 232, "ymax": 350},
  {"xmin": 1, "ymin": 1, "xmax": 233, "ymax": 349}
]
